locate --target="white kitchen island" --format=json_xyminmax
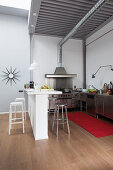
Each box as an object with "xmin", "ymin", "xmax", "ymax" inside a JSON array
[{"xmin": 26, "ymin": 89, "xmax": 62, "ymax": 140}]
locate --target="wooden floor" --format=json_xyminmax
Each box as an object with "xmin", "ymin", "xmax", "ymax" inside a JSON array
[{"xmin": 1, "ymin": 113, "xmax": 113, "ymax": 170}]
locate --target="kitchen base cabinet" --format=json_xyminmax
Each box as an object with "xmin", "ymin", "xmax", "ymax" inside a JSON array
[
  {"xmin": 96, "ymin": 95, "xmax": 104, "ymax": 116},
  {"xmin": 87, "ymin": 94, "xmax": 96, "ymax": 117},
  {"xmin": 104, "ymin": 96, "xmax": 113, "ymax": 119},
  {"xmin": 96, "ymin": 94, "xmax": 113, "ymax": 120},
  {"xmin": 79, "ymin": 93, "xmax": 87, "ymax": 112},
  {"xmin": 79, "ymin": 93, "xmax": 113, "ymax": 120}
]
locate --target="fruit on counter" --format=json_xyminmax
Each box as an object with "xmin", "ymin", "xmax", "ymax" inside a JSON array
[
  {"xmin": 88, "ymin": 89, "xmax": 97, "ymax": 93},
  {"xmin": 41, "ymin": 84, "xmax": 51, "ymax": 89}
]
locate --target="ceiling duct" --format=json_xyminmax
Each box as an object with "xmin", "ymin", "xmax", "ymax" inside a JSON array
[{"xmin": 57, "ymin": 0, "xmax": 106, "ymax": 68}]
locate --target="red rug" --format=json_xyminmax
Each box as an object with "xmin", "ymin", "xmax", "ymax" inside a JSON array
[{"xmin": 68, "ymin": 112, "xmax": 113, "ymax": 137}]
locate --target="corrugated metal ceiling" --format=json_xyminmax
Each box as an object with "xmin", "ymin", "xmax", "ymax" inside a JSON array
[{"xmin": 29, "ymin": 0, "xmax": 113, "ymax": 39}]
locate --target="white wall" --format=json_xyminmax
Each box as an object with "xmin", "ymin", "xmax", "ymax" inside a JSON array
[
  {"xmin": 63, "ymin": 39, "xmax": 83, "ymax": 88},
  {"xmin": 0, "ymin": 14, "xmax": 30, "ymax": 113},
  {"xmin": 31, "ymin": 35, "xmax": 83, "ymax": 89},
  {"xmin": 86, "ymin": 20, "xmax": 113, "ymax": 90}
]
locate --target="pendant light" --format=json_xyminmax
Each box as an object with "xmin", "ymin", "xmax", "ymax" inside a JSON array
[{"xmin": 29, "ymin": 60, "xmax": 39, "ymax": 70}]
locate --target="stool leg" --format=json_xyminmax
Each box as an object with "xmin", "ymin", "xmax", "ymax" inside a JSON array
[
  {"xmin": 62, "ymin": 105, "xmax": 64, "ymax": 129},
  {"xmin": 52, "ymin": 106, "xmax": 56, "ymax": 131},
  {"xmin": 9, "ymin": 106, "xmax": 12, "ymax": 135},
  {"xmin": 65, "ymin": 106, "xmax": 70, "ymax": 135},
  {"xmin": 22, "ymin": 104, "xmax": 24, "ymax": 133},
  {"xmin": 24, "ymin": 100, "xmax": 26, "ymax": 120},
  {"xmin": 15, "ymin": 105, "xmax": 16, "ymax": 118},
  {"xmin": 48, "ymin": 101, "xmax": 50, "ymax": 121},
  {"xmin": 57, "ymin": 106, "xmax": 59, "ymax": 137}
]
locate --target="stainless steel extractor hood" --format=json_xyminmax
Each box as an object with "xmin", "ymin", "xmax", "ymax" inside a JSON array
[
  {"xmin": 45, "ymin": 67, "xmax": 77, "ymax": 78},
  {"xmin": 45, "ymin": 41, "xmax": 77, "ymax": 78}
]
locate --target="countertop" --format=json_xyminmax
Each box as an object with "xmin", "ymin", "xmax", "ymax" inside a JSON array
[
  {"xmin": 25, "ymin": 89, "xmax": 62, "ymax": 95},
  {"xmin": 79, "ymin": 91, "xmax": 113, "ymax": 97}
]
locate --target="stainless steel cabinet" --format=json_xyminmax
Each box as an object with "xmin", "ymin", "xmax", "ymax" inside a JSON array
[
  {"xmin": 79, "ymin": 93, "xmax": 87, "ymax": 111},
  {"xmin": 87, "ymin": 94, "xmax": 96, "ymax": 116},
  {"xmin": 48, "ymin": 96, "xmax": 78, "ymax": 109},
  {"xmin": 96, "ymin": 95, "xmax": 104, "ymax": 115},
  {"xmin": 96, "ymin": 95, "xmax": 113, "ymax": 120},
  {"xmin": 104, "ymin": 96, "xmax": 113, "ymax": 119}
]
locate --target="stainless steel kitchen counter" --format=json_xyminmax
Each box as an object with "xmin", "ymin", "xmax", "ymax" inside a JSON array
[{"xmin": 78, "ymin": 92, "xmax": 113, "ymax": 120}]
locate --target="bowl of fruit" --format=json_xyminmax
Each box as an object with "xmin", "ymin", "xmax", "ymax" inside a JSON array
[
  {"xmin": 88, "ymin": 89, "xmax": 97, "ymax": 94},
  {"xmin": 40, "ymin": 84, "xmax": 53, "ymax": 91}
]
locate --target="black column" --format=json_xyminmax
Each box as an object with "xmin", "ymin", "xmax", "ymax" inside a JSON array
[{"xmin": 83, "ymin": 39, "xmax": 86, "ymax": 89}]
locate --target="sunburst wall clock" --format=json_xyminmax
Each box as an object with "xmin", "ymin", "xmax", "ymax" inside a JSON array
[{"xmin": 1, "ymin": 67, "xmax": 20, "ymax": 85}]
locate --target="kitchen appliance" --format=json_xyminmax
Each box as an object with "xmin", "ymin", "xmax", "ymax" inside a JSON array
[
  {"xmin": 49, "ymin": 92, "xmax": 79, "ymax": 110},
  {"xmin": 56, "ymin": 88, "xmax": 72, "ymax": 93},
  {"xmin": 45, "ymin": 55, "xmax": 76, "ymax": 90},
  {"xmin": 45, "ymin": 67, "xmax": 77, "ymax": 78},
  {"xmin": 30, "ymin": 81, "xmax": 34, "ymax": 89}
]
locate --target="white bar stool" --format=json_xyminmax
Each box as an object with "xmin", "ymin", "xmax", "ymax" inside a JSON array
[
  {"xmin": 9, "ymin": 101, "xmax": 24, "ymax": 135},
  {"xmin": 15, "ymin": 98, "xmax": 26, "ymax": 120}
]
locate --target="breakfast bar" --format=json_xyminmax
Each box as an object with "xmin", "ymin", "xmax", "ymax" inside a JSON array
[{"xmin": 26, "ymin": 89, "xmax": 62, "ymax": 140}]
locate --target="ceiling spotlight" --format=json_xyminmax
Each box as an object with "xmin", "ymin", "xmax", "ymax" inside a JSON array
[
  {"xmin": 31, "ymin": 25, "xmax": 34, "ymax": 27},
  {"xmin": 33, "ymin": 12, "xmax": 37, "ymax": 16}
]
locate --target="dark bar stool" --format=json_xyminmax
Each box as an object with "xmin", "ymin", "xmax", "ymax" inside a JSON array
[{"xmin": 52, "ymin": 103, "xmax": 70, "ymax": 137}]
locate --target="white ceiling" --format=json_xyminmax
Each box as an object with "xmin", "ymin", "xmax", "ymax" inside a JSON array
[
  {"xmin": 0, "ymin": 0, "xmax": 31, "ymax": 10},
  {"xmin": 0, "ymin": 0, "xmax": 31, "ymax": 17}
]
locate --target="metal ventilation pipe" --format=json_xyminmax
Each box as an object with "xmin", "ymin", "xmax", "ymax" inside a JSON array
[
  {"xmin": 57, "ymin": 0, "xmax": 106, "ymax": 67},
  {"xmin": 57, "ymin": 44, "xmax": 62, "ymax": 67}
]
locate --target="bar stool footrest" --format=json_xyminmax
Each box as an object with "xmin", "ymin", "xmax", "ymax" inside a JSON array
[
  {"xmin": 53, "ymin": 118, "xmax": 68, "ymax": 121},
  {"xmin": 11, "ymin": 118, "xmax": 23, "ymax": 121},
  {"xmin": 11, "ymin": 121, "xmax": 23, "ymax": 125},
  {"xmin": 53, "ymin": 122, "xmax": 67, "ymax": 125}
]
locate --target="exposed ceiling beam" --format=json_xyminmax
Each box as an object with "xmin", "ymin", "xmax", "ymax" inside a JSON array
[
  {"xmin": 39, "ymin": 5, "xmax": 113, "ymax": 18},
  {"xmin": 36, "ymin": 20, "xmax": 100, "ymax": 29},
  {"xmin": 41, "ymin": 4, "xmax": 89, "ymax": 13},
  {"xmin": 37, "ymin": 18, "xmax": 79, "ymax": 25},
  {"xmin": 36, "ymin": 23, "xmax": 99, "ymax": 32},
  {"xmin": 35, "ymin": 30, "xmax": 69, "ymax": 35},
  {"xmin": 38, "ymin": 13, "xmax": 81, "ymax": 22},
  {"xmin": 39, "ymin": 9, "xmax": 86, "ymax": 18},
  {"xmin": 43, "ymin": 0, "xmax": 96, "ymax": 7},
  {"xmin": 33, "ymin": 32, "xmax": 83, "ymax": 40},
  {"xmin": 36, "ymin": 27, "xmax": 72, "ymax": 33},
  {"xmin": 42, "ymin": 1, "xmax": 91, "ymax": 11}
]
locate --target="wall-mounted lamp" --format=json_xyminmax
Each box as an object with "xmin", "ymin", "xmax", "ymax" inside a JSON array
[{"xmin": 92, "ymin": 65, "xmax": 113, "ymax": 78}]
